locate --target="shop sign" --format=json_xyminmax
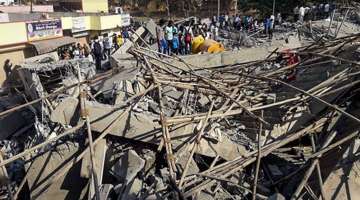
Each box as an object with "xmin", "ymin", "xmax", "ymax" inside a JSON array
[
  {"xmin": 26, "ymin": 19, "xmax": 63, "ymax": 41},
  {"xmin": 121, "ymin": 14, "xmax": 131, "ymax": 27},
  {"xmin": 72, "ymin": 17, "xmax": 87, "ymax": 33}
]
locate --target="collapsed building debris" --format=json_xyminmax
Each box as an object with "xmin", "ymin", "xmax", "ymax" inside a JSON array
[{"xmin": 0, "ymin": 20, "xmax": 360, "ymax": 200}]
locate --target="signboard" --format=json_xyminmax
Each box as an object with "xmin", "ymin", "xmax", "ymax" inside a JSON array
[
  {"xmin": 121, "ymin": 14, "xmax": 131, "ymax": 27},
  {"xmin": 26, "ymin": 19, "xmax": 63, "ymax": 41},
  {"xmin": 72, "ymin": 17, "xmax": 87, "ymax": 33}
]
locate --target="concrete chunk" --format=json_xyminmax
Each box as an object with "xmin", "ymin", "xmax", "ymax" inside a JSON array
[
  {"xmin": 112, "ymin": 150, "xmax": 145, "ymax": 185},
  {"xmin": 50, "ymin": 97, "xmax": 79, "ymax": 125}
]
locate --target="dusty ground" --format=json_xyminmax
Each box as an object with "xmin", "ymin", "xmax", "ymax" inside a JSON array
[{"xmin": 323, "ymin": 159, "xmax": 360, "ymax": 200}]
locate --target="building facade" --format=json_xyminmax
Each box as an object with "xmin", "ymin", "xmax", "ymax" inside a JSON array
[
  {"xmin": 47, "ymin": 0, "xmax": 109, "ymax": 13},
  {"xmin": 0, "ymin": 13, "xmax": 129, "ymax": 86}
]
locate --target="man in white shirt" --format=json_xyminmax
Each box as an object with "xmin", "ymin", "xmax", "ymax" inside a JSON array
[
  {"xmin": 225, "ymin": 14, "xmax": 229, "ymax": 29},
  {"xmin": 324, "ymin": 3, "xmax": 330, "ymax": 18},
  {"xmin": 165, "ymin": 21, "xmax": 174, "ymax": 55},
  {"xmin": 299, "ymin": 6, "xmax": 305, "ymax": 23},
  {"xmin": 277, "ymin": 13, "xmax": 282, "ymax": 26},
  {"xmin": 270, "ymin": 14, "xmax": 275, "ymax": 28},
  {"xmin": 103, "ymin": 34, "xmax": 112, "ymax": 59}
]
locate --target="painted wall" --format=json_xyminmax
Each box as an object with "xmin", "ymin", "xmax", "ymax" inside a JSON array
[
  {"xmin": 99, "ymin": 15, "xmax": 121, "ymax": 30},
  {"xmin": 61, "ymin": 15, "xmax": 122, "ymax": 31},
  {"xmin": 81, "ymin": 0, "xmax": 108, "ymax": 13},
  {"xmin": 0, "ymin": 22, "xmax": 27, "ymax": 47}
]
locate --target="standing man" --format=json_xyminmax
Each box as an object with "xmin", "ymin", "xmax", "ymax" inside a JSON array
[
  {"xmin": 165, "ymin": 21, "xmax": 174, "ymax": 55},
  {"xmin": 156, "ymin": 19, "xmax": 167, "ymax": 54},
  {"xmin": 276, "ymin": 13, "xmax": 282, "ymax": 27},
  {"xmin": 235, "ymin": 15, "xmax": 241, "ymax": 30},
  {"xmin": 92, "ymin": 37, "xmax": 103, "ymax": 70},
  {"xmin": 225, "ymin": 13, "xmax": 229, "ymax": 30},
  {"xmin": 324, "ymin": 3, "xmax": 330, "ymax": 19},
  {"xmin": 113, "ymin": 33, "xmax": 119, "ymax": 50},
  {"xmin": 212, "ymin": 15, "xmax": 217, "ymax": 25},
  {"xmin": 184, "ymin": 24, "xmax": 193, "ymax": 55},
  {"xmin": 103, "ymin": 33, "xmax": 112, "ymax": 58},
  {"xmin": 299, "ymin": 6, "xmax": 305, "ymax": 23},
  {"xmin": 270, "ymin": 14, "xmax": 275, "ymax": 30},
  {"xmin": 263, "ymin": 17, "xmax": 268, "ymax": 35},
  {"xmin": 268, "ymin": 17, "xmax": 274, "ymax": 40},
  {"xmin": 319, "ymin": 3, "xmax": 324, "ymax": 19},
  {"xmin": 172, "ymin": 25, "xmax": 179, "ymax": 55}
]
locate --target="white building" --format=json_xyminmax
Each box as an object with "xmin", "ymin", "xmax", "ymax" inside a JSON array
[{"xmin": 0, "ymin": 0, "xmax": 14, "ymax": 6}]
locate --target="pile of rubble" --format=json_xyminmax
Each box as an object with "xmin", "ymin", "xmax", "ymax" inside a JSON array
[{"xmin": 1, "ymin": 22, "xmax": 360, "ymax": 200}]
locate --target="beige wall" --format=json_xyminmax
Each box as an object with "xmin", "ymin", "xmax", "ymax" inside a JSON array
[
  {"xmin": 82, "ymin": 0, "xmax": 109, "ymax": 13},
  {"xmin": 0, "ymin": 22, "xmax": 27, "ymax": 47}
]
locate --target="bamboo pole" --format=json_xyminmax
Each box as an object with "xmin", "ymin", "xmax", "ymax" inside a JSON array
[
  {"xmin": 80, "ymin": 90, "xmax": 101, "ymax": 200},
  {"xmin": 183, "ymin": 118, "xmax": 327, "ymax": 197},
  {"xmin": 0, "ymin": 152, "xmax": 14, "ymax": 200},
  {"xmin": 310, "ymin": 134, "xmax": 326, "ymax": 200},
  {"xmin": 178, "ymin": 101, "xmax": 215, "ymax": 188},
  {"xmin": 291, "ymin": 129, "xmax": 339, "ymax": 200},
  {"xmin": 252, "ymin": 111, "xmax": 263, "ymax": 200}
]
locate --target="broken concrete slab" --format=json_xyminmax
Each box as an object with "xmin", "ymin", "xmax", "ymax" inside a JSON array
[
  {"xmin": 196, "ymin": 135, "xmax": 248, "ymax": 161},
  {"xmin": 50, "ymin": 97, "xmax": 79, "ymax": 125},
  {"xmin": 80, "ymin": 138, "xmax": 107, "ymax": 180},
  {"xmin": 120, "ymin": 177, "xmax": 143, "ymax": 200},
  {"xmin": 24, "ymin": 52, "xmax": 59, "ymax": 64},
  {"xmin": 176, "ymin": 149, "xmax": 200, "ymax": 175},
  {"xmin": 26, "ymin": 142, "xmax": 88, "ymax": 200},
  {"xmin": 86, "ymin": 101, "xmax": 161, "ymax": 143},
  {"xmin": 112, "ymin": 150, "xmax": 145, "ymax": 185},
  {"xmin": 162, "ymin": 86, "xmax": 184, "ymax": 101}
]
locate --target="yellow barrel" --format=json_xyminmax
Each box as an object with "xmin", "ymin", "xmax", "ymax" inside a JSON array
[
  {"xmin": 191, "ymin": 35, "xmax": 205, "ymax": 54},
  {"xmin": 199, "ymin": 39, "xmax": 225, "ymax": 53}
]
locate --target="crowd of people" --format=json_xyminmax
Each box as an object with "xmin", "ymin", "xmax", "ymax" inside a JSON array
[
  {"xmin": 89, "ymin": 29, "xmax": 130, "ymax": 70},
  {"xmin": 295, "ymin": 3, "xmax": 336, "ymax": 23},
  {"xmin": 58, "ymin": 43, "xmax": 92, "ymax": 61},
  {"xmin": 156, "ymin": 20, "xmax": 194, "ymax": 55},
  {"xmin": 58, "ymin": 28, "xmax": 131, "ymax": 70},
  {"xmin": 59, "ymin": 2, "xmax": 338, "ymax": 69},
  {"xmin": 155, "ymin": 13, "xmax": 283, "ymax": 54}
]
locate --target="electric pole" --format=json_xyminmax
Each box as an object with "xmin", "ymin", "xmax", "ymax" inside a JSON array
[
  {"xmin": 218, "ymin": 0, "xmax": 220, "ymax": 19},
  {"xmin": 272, "ymin": 0, "xmax": 276, "ymax": 16},
  {"xmin": 166, "ymin": 0, "xmax": 170, "ymax": 18}
]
